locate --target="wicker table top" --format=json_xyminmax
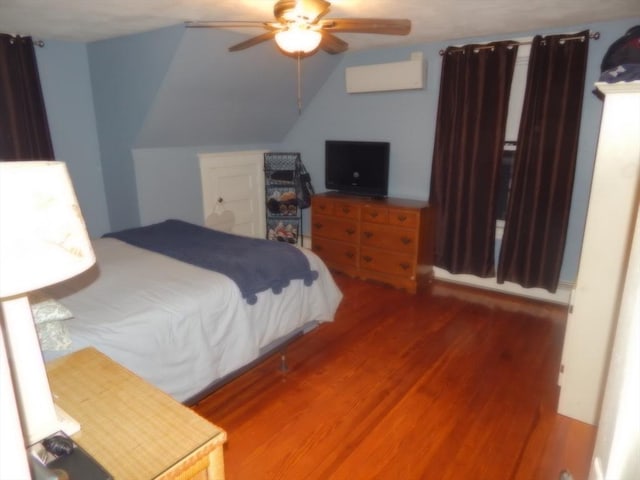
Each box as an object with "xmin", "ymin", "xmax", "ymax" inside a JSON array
[{"xmin": 46, "ymin": 348, "xmax": 226, "ymax": 479}]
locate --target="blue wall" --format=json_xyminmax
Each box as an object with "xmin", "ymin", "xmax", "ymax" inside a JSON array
[
  {"xmin": 35, "ymin": 40, "xmax": 110, "ymax": 237},
  {"xmin": 87, "ymin": 25, "xmax": 184, "ymax": 232},
  {"xmin": 132, "ymin": 144, "xmax": 279, "ymax": 226},
  {"xmin": 36, "ymin": 17, "xmax": 640, "ymax": 283}
]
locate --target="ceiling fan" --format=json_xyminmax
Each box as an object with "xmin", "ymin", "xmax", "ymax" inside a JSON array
[{"xmin": 185, "ymin": 0, "xmax": 411, "ymax": 56}]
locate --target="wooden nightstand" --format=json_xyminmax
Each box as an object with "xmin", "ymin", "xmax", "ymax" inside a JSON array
[{"xmin": 46, "ymin": 348, "xmax": 227, "ymax": 479}]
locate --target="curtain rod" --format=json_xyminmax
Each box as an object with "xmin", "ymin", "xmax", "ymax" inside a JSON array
[
  {"xmin": 438, "ymin": 31, "xmax": 600, "ymax": 56},
  {"xmin": 6, "ymin": 35, "xmax": 45, "ymax": 47}
]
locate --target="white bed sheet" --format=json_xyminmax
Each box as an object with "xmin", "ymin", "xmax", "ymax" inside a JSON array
[
  {"xmin": 43, "ymin": 238, "xmax": 342, "ymax": 402},
  {"xmin": 247, "ymin": 244, "xmax": 343, "ymax": 350}
]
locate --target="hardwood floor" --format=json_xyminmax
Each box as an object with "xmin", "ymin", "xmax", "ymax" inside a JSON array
[{"xmin": 193, "ymin": 274, "xmax": 597, "ymax": 479}]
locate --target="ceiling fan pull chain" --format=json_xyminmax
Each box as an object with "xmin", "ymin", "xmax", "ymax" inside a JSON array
[{"xmin": 297, "ymin": 52, "xmax": 302, "ymax": 114}]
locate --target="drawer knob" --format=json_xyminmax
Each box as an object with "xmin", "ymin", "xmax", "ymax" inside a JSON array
[
  {"xmin": 399, "ymin": 262, "xmax": 410, "ymax": 270},
  {"xmin": 342, "ymin": 207, "xmax": 351, "ymax": 214},
  {"xmin": 315, "ymin": 245, "xmax": 323, "ymax": 251},
  {"xmin": 364, "ymin": 231, "xmax": 373, "ymax": 238},
  {"xmin": 363, "ymin": 255, "xmax": 373, "ymax": 263},
  {"xmin": 397, "ymin": 215, "xmax": 407, "ymax": 222},
  {"xmin": 345, "ymin": 228, "xmax": 355, "ymax": 235},
  {"xmin": 319, "ymin": 205, "xmax": 327, "ymax": 210},
  {"xmin": 370, "ymin": 211, "xmax": 379, "ymax": 218},
  {"xmin": 313, "ymin": 223, "xmax": 323, "ymax": 229},
  {"xmin": 400, "ymin": 237, "xmax": 412, "ymax": 245},
  {"xmin": 345, "ymin": 252, "xmax": 354, "ymax": 259}
]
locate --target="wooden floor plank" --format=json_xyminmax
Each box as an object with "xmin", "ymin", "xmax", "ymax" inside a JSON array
[{"xmin": 193, "ymin": 275, "xmax": 596, "ymax": 479}]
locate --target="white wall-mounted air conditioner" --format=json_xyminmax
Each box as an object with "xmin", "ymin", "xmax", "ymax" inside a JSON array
[{"xmin": 345, "ymin": 52, "xmax": 425, "ymax": 93}]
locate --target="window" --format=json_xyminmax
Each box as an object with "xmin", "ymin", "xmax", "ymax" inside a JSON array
[
  {"xmin": 496, "ymin": 42, "xmax": 530, "ymax": 239},
  {"xmin": 496, "ymin": 142, "xmax": 516, "ymax": 221},
  {"xmin": 504, "ymin": 46, "xmax": 530, "ymax": 141}
]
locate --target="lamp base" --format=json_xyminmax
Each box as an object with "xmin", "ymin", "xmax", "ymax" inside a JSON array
[
  {"xmin": 1, "ymin": 295, "xmax": 63, "ymax": 446},
  {"xmin": 28, "ymin": 431, "xmax": 112, "ymax": 480},
  {"xmin": 54, "ymin": 404, "xmax": 80, "ymax": 437}
]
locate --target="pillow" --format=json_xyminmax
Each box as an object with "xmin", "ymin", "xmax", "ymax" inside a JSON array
[
  {"xmin": 34, "ymin": 320, "xmax": 72, "ymax": 351},
  {"xmin": 29, "ymin": 293, "xmax": 73, "ymax": 351},
  {"xmin": 29, "ymin": 294, "xmax": 74, "ymax": 324}
]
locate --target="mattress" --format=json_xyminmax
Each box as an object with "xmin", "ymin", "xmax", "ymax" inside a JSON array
[{"xmin": 42, "ymin": 237, "xmax": 342, "ymax": 402}]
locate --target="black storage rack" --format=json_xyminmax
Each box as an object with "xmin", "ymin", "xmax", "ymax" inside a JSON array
[{"xmin": 264, "ymin": 152, "xmax": 302, "ymax": 245}]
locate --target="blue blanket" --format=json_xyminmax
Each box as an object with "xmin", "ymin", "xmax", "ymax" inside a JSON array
[{"xmin": 104, "ymin": 219, "xmax": 318, "ymax": 305}]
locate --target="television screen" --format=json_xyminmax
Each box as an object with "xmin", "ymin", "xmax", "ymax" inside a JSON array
[{"xmin": 325, "ymin": 140, "xmax": 390, "ymax": 198}]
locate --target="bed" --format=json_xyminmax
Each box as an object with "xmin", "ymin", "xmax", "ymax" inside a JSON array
[{"xmin": 38, "ymin": 220, "xmax": 342, "ymax": 404}]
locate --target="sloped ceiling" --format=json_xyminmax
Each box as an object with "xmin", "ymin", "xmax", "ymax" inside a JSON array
[{"xmin": 135, "ymin": 28, "xmax": 341, "ymax": 148}]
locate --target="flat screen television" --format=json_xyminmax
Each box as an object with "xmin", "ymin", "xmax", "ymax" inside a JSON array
[{"xmin": 325, "ymin": 140, "xmax": 390, "ymax": 198}]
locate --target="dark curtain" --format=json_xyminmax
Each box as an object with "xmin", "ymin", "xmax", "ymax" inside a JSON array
[
  {"xmin": 429, "ymin": 42, "xmax": 517, "ymax": 277},
  {"xmin": 497, "ymin": 31, "xmax": 589, "ymax": 292},
  {"xmin": 0, "ymin": 33, "xmax": 54, "ymax": 160}
]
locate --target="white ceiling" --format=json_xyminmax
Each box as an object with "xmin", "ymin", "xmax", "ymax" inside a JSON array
[{"xmin": 1, "ymin": 0, "xmax": 639, "ymax": 50}]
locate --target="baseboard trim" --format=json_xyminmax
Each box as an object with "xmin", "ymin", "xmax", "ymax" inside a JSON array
[
  {"xmin": 305, "ymin": 234, "xmax": 572, "ymax": 305},
  {"xmin": 301, "ymin": 235, "xmax": 312, "ymax": 249},
  {"xmin": 433, "ymin": 267, "xmax": 573, "ymax": 305}
]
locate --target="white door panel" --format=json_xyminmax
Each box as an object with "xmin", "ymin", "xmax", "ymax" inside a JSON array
[{"xmin": 199, "ymin": 151, "xmax": 265, "ymax": 238}]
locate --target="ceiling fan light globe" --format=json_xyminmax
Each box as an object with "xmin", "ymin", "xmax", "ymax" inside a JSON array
[{"xmin": 275, "ymin": 28, "xmax": 322, "ymax": 53}]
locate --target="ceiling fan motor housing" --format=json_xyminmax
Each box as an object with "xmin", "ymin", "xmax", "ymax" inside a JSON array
[{"xmin": 274, "ymin": 0, "xmax": 331, "ymax": 23}]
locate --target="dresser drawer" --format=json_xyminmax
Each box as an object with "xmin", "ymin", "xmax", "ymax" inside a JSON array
[
  {"xmin": 360, "ymin": 247, "xmax": 415, "ymax": 277},
  {"xmin": 361, "ymin": 223, "xmax": 418, "ymax": 253},
  {"xmin": 312, "ymin": 196, "xmax": 334, "ymax": 216},
  {"xmin": 333, "ymin": 201, "xmax": 360, "ymax": 219},
  {"xmin": 312, "ymin": 215, "xmax": 359, "ymax": 243},
  {"xmin": 362, "ymin": 206, "xmax": 389, "ymax": 224},
  {"xmin": 312, "ymin": 197, "xmax": 360, "ymax": 219},
  {"xmin": 362, "ymin": 206, "xmax": 419, "ymax": 228},
  {"xmin": 312, "ymin": 237, "xmax": 358, "ymax": 268},
  {"xmin": 388, "ymin": 208, "xmax": 419, "ymax": 228}
]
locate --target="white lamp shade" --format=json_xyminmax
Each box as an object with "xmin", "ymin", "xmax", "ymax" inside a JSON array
[
  {"xmin": 0, "ymin": 161, "xmax": 96, "ymax": 298},
  {"xmin": 275, "ymin": 26, "xmax": 322, "ymax": 53}
]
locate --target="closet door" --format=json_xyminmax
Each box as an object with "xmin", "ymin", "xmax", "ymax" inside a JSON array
[
  {"xmin": 557, "ymin": 82, "xmax": 640, "ymax": 425},
  {"xmin": 199, "ymin": 151, "xmax": 266, "ymax": 238}
]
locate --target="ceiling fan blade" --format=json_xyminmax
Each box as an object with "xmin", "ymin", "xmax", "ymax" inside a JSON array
[
  {"xmin": 274, "ymin": 0, "xmax": 331, "ymax": 24},
  {"xmin": 228, "ymin": 31, "xmax": 278, "ymax": 52},
  {"xmin": 320, "ymin": 18, "xmax": 411, "ymax": 35},
  {"xmin": 320, "ymin": 32, "xmax": 348, "ymax": 55},
  {"xmin": 185, "ymin": 20, "xmax": 273, "ymax": 29}
]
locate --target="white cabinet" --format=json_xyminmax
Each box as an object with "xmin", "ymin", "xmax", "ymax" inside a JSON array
[
  {"xmin": 557, "ymin": 81, "xmax": 640, "ymax": 425},
  {"xmin": 199, "ymin": 151, "xmax": 266, "ymax": 238}
]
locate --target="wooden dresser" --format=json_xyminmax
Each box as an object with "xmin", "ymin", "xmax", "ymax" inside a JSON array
[
  {"xmin": 311, "ymin": 192, "xmax": 435, "ymax": 293},
  {"xmin": 47, "ymin": 348, "xmax": 227, "ymax": 480}
]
